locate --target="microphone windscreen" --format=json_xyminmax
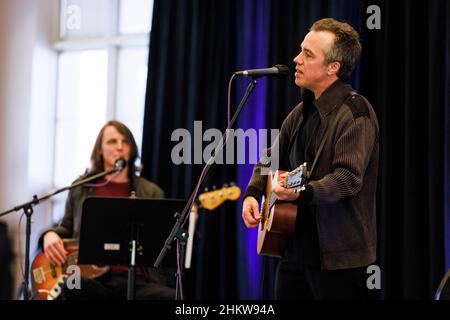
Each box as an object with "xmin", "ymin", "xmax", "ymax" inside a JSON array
[
  {"xmin": 114, "ymin": 158, "xmax": 127, "ymax": 170},
  {"xmin": 274, "ymin": 64, "xmax": 289, "ymax": 76}
]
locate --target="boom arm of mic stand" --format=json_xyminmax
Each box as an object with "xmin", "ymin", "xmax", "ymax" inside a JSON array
[
  {"xmin": 0, "ymin": 167, "xmax": 120, "ymax": 218},
  {"xmin": 154, "ymin": 78, "xmax": 258, "ymax": 269}
]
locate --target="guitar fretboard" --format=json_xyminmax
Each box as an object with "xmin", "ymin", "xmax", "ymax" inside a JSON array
[{"xmin": 268, "ymin": 191, "xmax": 277, "ymax": 212}]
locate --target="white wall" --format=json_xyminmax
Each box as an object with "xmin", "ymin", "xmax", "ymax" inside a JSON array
[{"xmin": 0, "ymin": 0, "xmax": 58, "ymax": 298}]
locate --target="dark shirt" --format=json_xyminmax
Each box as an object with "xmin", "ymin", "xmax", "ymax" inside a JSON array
[{"xmin": 287, "ymin": 97, "xmax": 321, "ymax": 266}]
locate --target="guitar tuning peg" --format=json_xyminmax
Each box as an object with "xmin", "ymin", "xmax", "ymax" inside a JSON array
[
  {"xmin": 204, "ymin": 187, "xmax": 209, "ymax": 192},
  {"xmin": 223, "ymin": 183, "xmax": 229, "ymax": 188},
  {"xmin": 212, "ymin": 185, "xmax": 217, "ymax": 190},
  {"xmin": 229, "ymin": 181, "xmax": 236, "ymax": 186}
]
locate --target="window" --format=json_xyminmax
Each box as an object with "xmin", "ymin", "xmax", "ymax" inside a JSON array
[{"xmin": 52, "ymin": 0, "xmax": 153, "ymax": 222}]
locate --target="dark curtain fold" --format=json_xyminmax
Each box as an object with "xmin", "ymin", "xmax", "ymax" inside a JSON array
[
  {"xmin": 359, "ymin": 0, "xmax": 447, "ymax": 299},
  {"xmin": 142, "ymin": 0, "xmax": 239, "ymax": 299},
  {"xmin": 142, "ymin": 0, "xmax": 449, "ymax": 299},
  {"xmin": 234, "ymin": 0, "xmax": 272, "ymax": 299}
]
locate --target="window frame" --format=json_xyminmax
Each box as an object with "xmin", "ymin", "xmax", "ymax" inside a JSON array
[{"xmin": 51, "ymin": 0, "xmax": 152, "ymax": 222}]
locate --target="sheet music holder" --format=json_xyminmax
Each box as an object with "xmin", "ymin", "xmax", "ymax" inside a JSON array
[{"xmin": 77, "ymin": 196, "xmax": 186, "ymax": 299}]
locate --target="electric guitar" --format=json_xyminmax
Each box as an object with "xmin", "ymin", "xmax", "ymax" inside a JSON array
[
  {"xmin": 257, "ymin": 163, "xmax": 308, "ymax": 257},
  {"xmin": 30, "ymin": 238, "xmax": 110, "ymax": 300}
]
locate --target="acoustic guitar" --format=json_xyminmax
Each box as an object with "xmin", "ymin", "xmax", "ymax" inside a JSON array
[
  {"xmin": 30, "ymin": 238, "xmax": 110, "ymax": 300},
  {"xmin": 257, "ymin": 163, "xmax": 308, "ymax": 257}
]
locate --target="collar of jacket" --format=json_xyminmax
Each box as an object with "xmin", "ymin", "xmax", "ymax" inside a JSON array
[{"xmin": 311, "ymin": 79, "xmax": 354, "ymax": 118}]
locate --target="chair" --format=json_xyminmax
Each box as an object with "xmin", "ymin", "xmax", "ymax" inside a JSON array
[
  {"xmin": 435, "ymin": 269, "xmax": 450, "ymax": 300},
  {"xmin": 0, "ymin": 222, "xmax": 13, "ymax": 300}
]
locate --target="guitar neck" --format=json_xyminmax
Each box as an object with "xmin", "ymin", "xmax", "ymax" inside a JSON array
[{"xmin": 268, "ymin": 191, "xmax": 278, "ymax": 211}]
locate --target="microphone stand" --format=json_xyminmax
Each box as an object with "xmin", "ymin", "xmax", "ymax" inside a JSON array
[
  {"xmin": 154, "ymin": 77, "xmax": 258, "ymax": 298},
  {"xmin": 0, "ymin": 165, "xmax": 124, "ymax": 300}
]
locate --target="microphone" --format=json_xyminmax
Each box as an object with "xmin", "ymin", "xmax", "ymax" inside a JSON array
[
  {"xmin": 114, "ymin": 158, "xmax": 127, "ymax": 172},
  {"xmin": 234, "ymin": 64, "xmax": 289, "ymax": 78}
]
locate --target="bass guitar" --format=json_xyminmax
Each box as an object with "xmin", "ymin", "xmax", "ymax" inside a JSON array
[
  {"xmin": 30, "ymin": 238, "xmax": 110, "ymax": 300},
  {"xmin": 197, "ymin": 185, "xmax": 241, "ymax": 210}
]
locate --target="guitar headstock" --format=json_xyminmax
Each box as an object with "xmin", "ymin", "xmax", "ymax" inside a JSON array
[
  {"xmin": 198, "ymin": 185, "xmax": 241, "ymax": 211},
  {"xmin": 284, "ymin": 162, "xmax": 308, "ymax": 190}
]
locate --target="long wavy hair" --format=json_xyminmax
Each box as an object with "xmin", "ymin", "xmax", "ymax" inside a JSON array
[{"xmin": 89, "ymin": 120, "xmax": 139, "ymax": 179}]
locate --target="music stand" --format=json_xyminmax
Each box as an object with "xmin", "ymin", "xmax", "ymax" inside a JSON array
[{"xmin": 77, "ymin": 196, "xmax": 186, "ymax": 300}]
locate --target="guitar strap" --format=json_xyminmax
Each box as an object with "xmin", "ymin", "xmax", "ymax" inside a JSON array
[{"xmin": 308, "ymin": 91, "xmax": 356, "ymax": 178}]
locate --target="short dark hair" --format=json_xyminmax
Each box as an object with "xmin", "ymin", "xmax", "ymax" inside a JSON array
[
  {"xmin": 90, "ymin": 120, "xmax": 139, "ymax": 178},
  {"xmin": 310, "ymin": 18, "xmax": 362, "ymax": 80}
]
